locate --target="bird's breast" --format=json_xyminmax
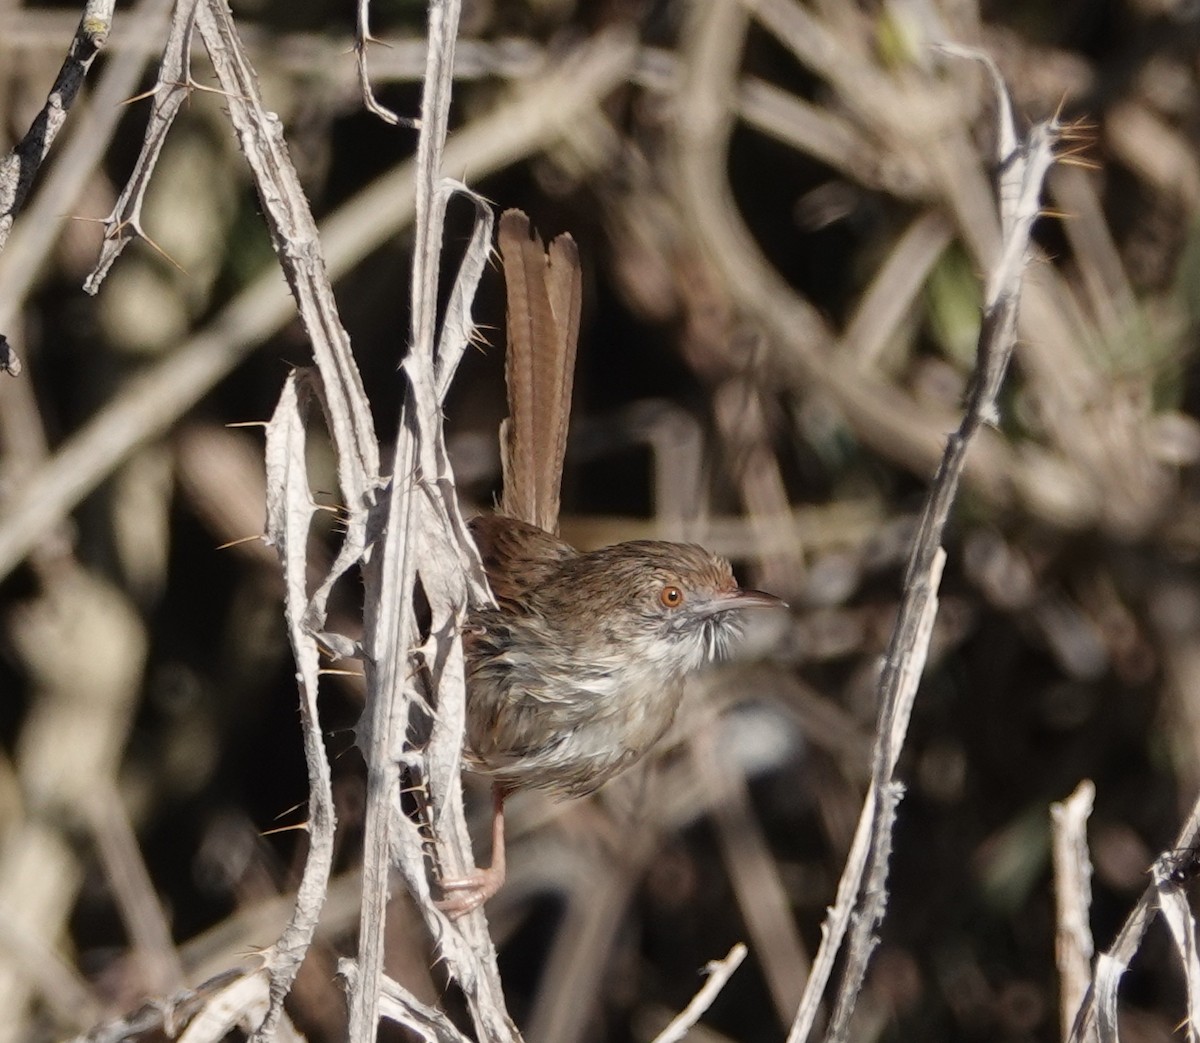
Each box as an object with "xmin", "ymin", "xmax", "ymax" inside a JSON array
[{"xmin": 464, "ymin": 613, "xmax": 687, "ymax": 797}]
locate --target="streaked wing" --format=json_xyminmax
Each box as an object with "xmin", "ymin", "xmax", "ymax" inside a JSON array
[{"xmin": 467, "ymin": 514, "xmax": 577, "ymax": 611}]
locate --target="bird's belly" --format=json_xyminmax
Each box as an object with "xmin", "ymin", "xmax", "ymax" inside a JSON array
[{"xmin": 465, "ymin": 675, "xmax": 685, "ymax": 799}]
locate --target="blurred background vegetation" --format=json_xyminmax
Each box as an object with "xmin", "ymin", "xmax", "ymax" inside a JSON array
[{"xmin": 3, "ymin": 0, "xmax": 1200, "ymax": 1040}]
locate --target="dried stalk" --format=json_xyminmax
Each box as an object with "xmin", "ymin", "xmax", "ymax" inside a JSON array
[
  {"xmin": 0, "ymin": 0, "xmax": 115, "ymax": 255},
  {"xmin": 67, "ymin": 970, "xmax": 245, "ymax": 1043},
  {"xmin": 179, "ymin": 1, "xmax": 390, "ymax": 1034},
  {"xmin": 84, "ymin": 0, "xmax": 200, "ymax": 293},
  {"xmin": 0, "ymin": 0, "xmax": 176, "ymax": 377},
  {"xmin": 354, "ymin": 0, "xmax": 410, "ymax": 126},
  {"xmin": 651, "ymin": 944, "xmax": 749, "ymax": 1043},
  {"xmin": 787, "ymin": 46, "xmax": 1061, "ymax": 1043},
  {"xmin": 372, "ymin": 968, "xmax": 474, "ymax": 1042},
  {"xmin": 0, "ymin": 30, "xmax": 634, "ymax": 583},
  {"xmin": 349, "ymin": 0, "xmax": 514, "ymax": 1039},
  {"xmin": 1051, "ymin": 780, "xmax": 1095, "ymax": 1042},
  {"xmin": 257, "ymin": 371, "xmax": 338, "ymax": 1041},
  {"xmin": 1068, "ymin": 791, "xmax": 1200, "ymax": 1042}
]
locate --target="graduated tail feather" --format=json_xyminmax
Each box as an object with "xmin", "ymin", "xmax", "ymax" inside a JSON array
[{"xmin": 496, "ymin": 209, "xmax": 582, "ymax": 535}]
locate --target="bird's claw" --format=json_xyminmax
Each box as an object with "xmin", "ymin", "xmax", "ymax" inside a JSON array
[{"xmin": 435, "ymin": 865, "xmax": 503, "ymax": 919}]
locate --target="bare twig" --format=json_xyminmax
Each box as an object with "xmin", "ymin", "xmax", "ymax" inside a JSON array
[
  {"xmin": 354, "ymin": 0, "xmax": 414, "ymax": 126},
  {"xmin": 0, "ymin": 0, "xmax": 115, "ymax": 255},
  {"xmin": 372, "ymin": 968, "xmax": 474, "ymax": 1043},
  {"xmin": 84, "ymin": 0, "xmax": 200, "ymax": 294},
  {"xmin": 183, "ymin": 0, "xmax": 379, "ymax": 1033},
  {"xmin": 257, "ymin": 371, "xmax": 338, "ymax": 1042},
  {"xmin": 66, "ymin": 970, "xmax": 244, "ymax": 1043},
  {"xmin": 1051, "ymin": 780, "xmax": 1095, "ymax": 1042},
  {"xmin": 1068, "ymin": 791, "xmax": 1200, "ymax": 1042},
  {"xmin": 651, "ymin": 944, "xmax": 749, "ymax": 1043},
  {"xmin": 0, "ymin": 0, "xmax": 176, "ymax": 375},
  {"xmin": 0, "ymin": 30, "xmax": 633, "ymax": 584},
  {"xmin": 1149, "ymin": 856, "xmax": 1200, "ymax": 1042},
  {"xmin": 174, "ymin": 971, "xmax": 286, "ymax": 1043},
  {"xmin": 789, "ymin": 45, "xmax": 1060, "ymax": 1043}
]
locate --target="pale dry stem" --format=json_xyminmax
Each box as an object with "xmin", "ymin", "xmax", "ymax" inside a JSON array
[
  {"xmin": 1068, "ymin": 792, "xmax": 1200, "ymax": 1042},
  {"xmin": 651, "ymin": 944, "xmax": 749, "ymax": 1043},
  {"xmin": 1051, "ymin": 780, "xmax": 1095, "ymax": 1043}
]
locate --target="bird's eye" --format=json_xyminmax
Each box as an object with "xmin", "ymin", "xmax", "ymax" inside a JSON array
[{"xmin": 659, "ymin": 585, "xmax": 684, "ymax": 608}]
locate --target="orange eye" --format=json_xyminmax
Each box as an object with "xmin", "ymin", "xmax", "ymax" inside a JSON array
[{"xmin": 659, "ymin": 585, "xmax": 684, "ymax": 608}]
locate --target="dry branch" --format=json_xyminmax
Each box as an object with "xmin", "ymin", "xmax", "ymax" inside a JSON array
[
  {"xmin": 1069, "ymin": 792, "xmax": 1200, "ymax": 1042},
  {"xmin": 0, "ymin": 0, "xmax": 176, "ymax": 374},
  {"xmin": 0, "ymin": 0, "xmax": 115, "ymax": 255},
  {"xmin": 353, "ymin": 0, "xmax": 411, "ymax": 127},
  {"xmin": 347, "ymin": 1, "xmax": 513, "ymax": 1039},
  {"xmin": 259, "ymin": 371, "xmax": 337, "ymax": 1041},
  {"xmin": 651, "ymin": 944, "xmax": 749, "ymax": 1043},
  {"xmin": 0, "ymin": 30, "xmax": 634, "ymax": 583},
  {"xmin": 786, "ymin": 44, "xmax": 1061, "ymax": 1043},
  {"xmin": 1051, "ymin": 780, "xmax": 1096, "ymax": 1042},
  {"xmin": 84, "ymin": 0, "xmax": 200, "ymax": 293}
]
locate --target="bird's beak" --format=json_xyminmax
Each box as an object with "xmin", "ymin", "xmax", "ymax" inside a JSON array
[
  {"xmin": 693, "ymin": 587, "xmax": 787, "ymax": 616},
  {"xmin": 731, "ymin": 587, "xmax": 788, "ymax": 610}
]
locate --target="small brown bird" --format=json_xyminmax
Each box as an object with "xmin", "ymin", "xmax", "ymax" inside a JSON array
[
  {"xmin": 436, "ymin": 213, "xmax": 782, "ymax": 915},
  {"xmin": 465, "ymin": 514, "xmax": 780, "ymax": 799}
]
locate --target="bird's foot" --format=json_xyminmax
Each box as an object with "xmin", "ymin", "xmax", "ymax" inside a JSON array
[
  {"xmin": 435, "ymin": 864, "xmax": 505, "ymax": 919},
  {"xmin": 435, "ymin": 784, "xmax": 508, "ymax": 919}
]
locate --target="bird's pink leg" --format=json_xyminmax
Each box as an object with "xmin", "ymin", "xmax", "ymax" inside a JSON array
[{"xmin": 436, "ymin": 784, "xmax": 507, "ymax": 918}]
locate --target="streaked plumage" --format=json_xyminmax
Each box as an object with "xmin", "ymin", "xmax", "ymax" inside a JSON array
[{"xmin": 465, "ymin": 515, "xmax": 770, "ymax": 797}]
